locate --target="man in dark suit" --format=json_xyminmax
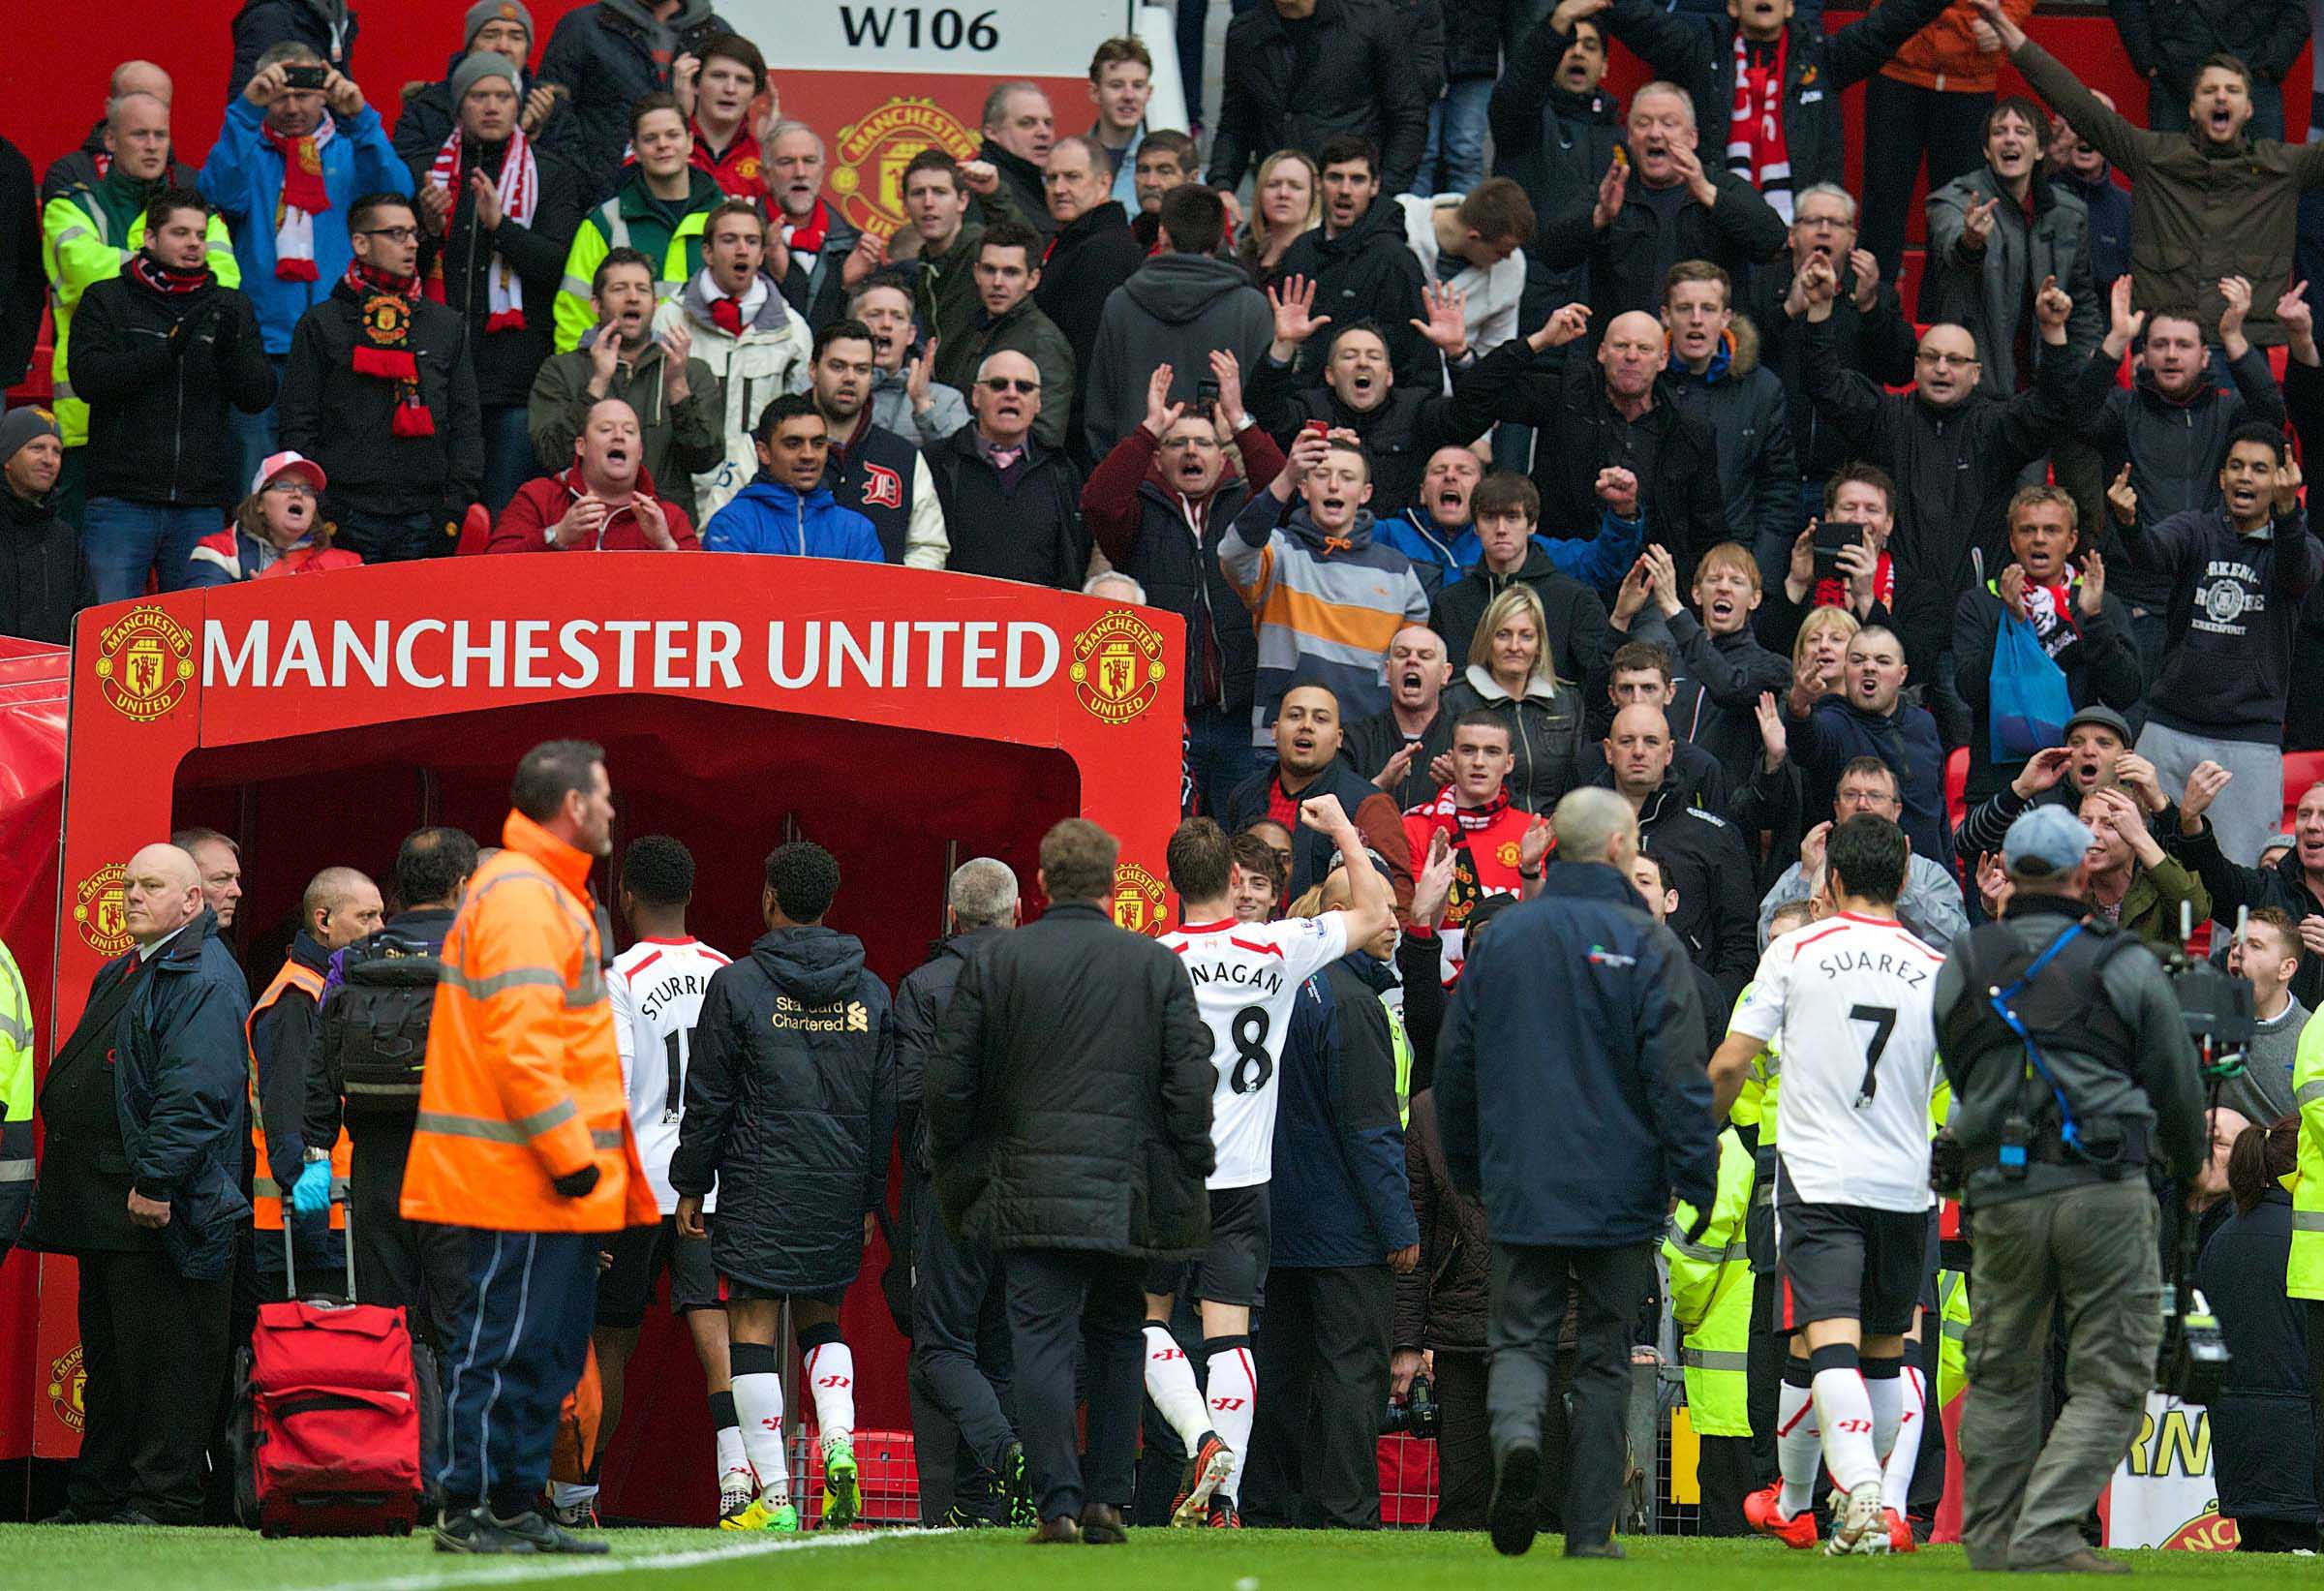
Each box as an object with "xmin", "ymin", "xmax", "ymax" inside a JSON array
[
  {"xmin": 927, "ymin": 818, "xmax": 1216, "ymax": 1544},
  {"xmin": 21, "ymin": 841, "xmax": 252, "ymax": 1525}
]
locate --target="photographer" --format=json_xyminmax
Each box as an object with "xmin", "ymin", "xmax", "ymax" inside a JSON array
[{"xmin": 1931, "ymin": 805, "xmax": 2207, "ymax": 1574}]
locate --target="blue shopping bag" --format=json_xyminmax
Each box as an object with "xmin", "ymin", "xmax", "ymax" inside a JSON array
[{"xmin": 1987, "ymin": 609, "xmax": 2074, "ymax": 764}]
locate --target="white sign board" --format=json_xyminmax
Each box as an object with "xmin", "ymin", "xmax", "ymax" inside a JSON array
[
  {"xmin": 2104, "ymin": 1392, "xmax": 2237, "ymax": 1550},
  {"xmin": 724, "ymin": 0, "xmax": 1129, "ymax": 77}
]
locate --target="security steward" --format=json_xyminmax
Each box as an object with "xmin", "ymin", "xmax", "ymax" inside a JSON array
[
  {"xmin": 305, "ymin": 827, "xmax": 479, "ymax": 1350},
  {"xmin": 252, "ymin": 867, "xmax": 382, "ymax": 1291},
  {"xmin": 1932, "ymin": 806, "xmax": 2207, "ymax": 1575},
  {"xmin": 21, "ymin": 843, "xmax": 250, "ymax": 1525},
  {"xmin": 401, "ymin": 743, "xmax": 658, "ymax": 1555},
  {"xmin": 0, "ymin": 934, "xmax": 33, "ymax": 1259},
  {"xmin": 2291, "ymin": 983, "xmax": 2324, "ymax": 1547},
  {"xmin": 1665, "ymin": 1126, "xmax": 1755, "ymax": 1537}
]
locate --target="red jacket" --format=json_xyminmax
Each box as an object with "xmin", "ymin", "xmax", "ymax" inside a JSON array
[
  {"xmin": 1881, "ymin": 0, "xmax": 2034, "ymax": 94},
  {"xmin": 485, "ymin": 464, "xmax": 699, "ymax": 554},
  {"xmin": 690, "ymin": 121, "xmax": 768, "ymax": 203},
  {"xmin": 1403, "ymin": 785, "xmax": 1536, "ymax": 985}
]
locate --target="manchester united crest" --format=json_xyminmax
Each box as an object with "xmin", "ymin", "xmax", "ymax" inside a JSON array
[
  {"xmin": 92, "ymin": 603, "xmax": 195, "ymax": 722},
  {"xmin": 1069, "ymin": 609, "xmax": 1166, "ymax": 725},
  {"xmin": 73, "ymin": 863, "xmax": 133, "ymax": 956},
  {"xmin": 1112, "ymin": 863, "xmax": 1169, "ymax": 936},
  {"xmin": 829, "ymin": 98, "xmax": 979, "ymax": 238},
  {"xmin": 47, "ymin": 1344, "xmax": 85, "ymax": 1433},
  {"xmin": 363, "ymin": 293, "xmax": 410, "ymax": 346}
]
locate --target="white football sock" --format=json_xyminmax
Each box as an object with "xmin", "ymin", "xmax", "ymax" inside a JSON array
[
  {"xmin": 1880, "ymin": 1363, "xmax": 1927, "ymax": 1506},
  {"xmin": 716, "ymin": 1423, "xmax": 749, "ymax": 1481},
  {"xmin": 1812, "ymin": 1363, "xmax": 1883, "ymax": 1493},
  {"xmin": 1776, "ymin": 1372, "xmax": 1821, "ymax": 1518},
  {"xmin": 805, "ymin": 1341, "xmax": 857, "ymax": 1450},
  {"xmin": 1205, "ymin": 1340, "xmax": 1257, "ymax": 1505},
  {"xmin": 1143, "ymin": 1324, "xmax": 1211, "ymax": 1447},
  {"xmin": 732, "ymin": 1362, "xmax": 790, "ymax": 1500}
]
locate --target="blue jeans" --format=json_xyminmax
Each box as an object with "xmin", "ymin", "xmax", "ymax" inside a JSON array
[
  {"xmin": 228, "ymin": 354, "xmax": 290, "ymax": 502},
  {"xmin": 1187, "ymin": 703, "xmax": 1269, "ymax": 817},
  {"xmin": 1412, "ymin": 78, "xmax": 1493, "ymax": 196},
  {"xmin": 82, "ymin": 498, "xmax": 215, "ymax": 602},
  {"xmin": 480, "ymin": 403, "xmax": 538, "ymax": 516}
]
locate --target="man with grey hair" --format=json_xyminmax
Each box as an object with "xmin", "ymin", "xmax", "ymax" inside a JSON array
[
  {"xmin": 1084, "ymin": 570, "xmax": 1146, "ymax": 603},
  {"xmin": 1741, "ymin": 179, "xmax": 1918, "ymax": 533},
  {"xmin": 1436, "ymin": 783, "xmax": 1716, "ymax": 1558},
  {"xmin": 252, "ymin": 866, "xmax": 382, "ymax": 1294},
  {"xmin": 977, "ymin": 80, "xmax": 1058, "ymax": 236},
  {"xmin": 22, "ymin": 841, "xmax": 251, "ymax": 1524},
  {"xmin": 1034, "ymin": 136, "xmax": 1143, "ymax": 448},
  {"xmin": 896, "ymin": 858, "xmax": 1032, "ymax": 1525},
  {"xmin": 173, "ymin": 826, "xmax": 246, "ymax": 930},
  {"xmin": 767, "ymin": 119, "xmax": 875, "ymax": 334}
]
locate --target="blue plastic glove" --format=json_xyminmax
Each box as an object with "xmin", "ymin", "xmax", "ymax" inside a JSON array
[{"xmin": 290, "ymin": 1158, "xmax": 333, "ymax": 1217}]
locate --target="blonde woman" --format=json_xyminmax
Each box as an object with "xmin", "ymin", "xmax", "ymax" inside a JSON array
[
  {"xmin": 1238, "ymin": 150, "xmax": 1320, "ymax": 287},
  {"xmin": 1438, "ymin": 584, "xmax": 1582, "ymax": 811}
]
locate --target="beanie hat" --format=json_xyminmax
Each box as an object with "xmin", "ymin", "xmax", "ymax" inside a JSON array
[
  {"xmin": 463, "ymin": 0, "xmax": 534, "ymax": 47},
  {"xmin": 451, "ymin": 50, "xmax": 522, "ymax": 108},
  {"xmin": 0, "ymin": 406, "xmax": 59, "ymax": 471}
]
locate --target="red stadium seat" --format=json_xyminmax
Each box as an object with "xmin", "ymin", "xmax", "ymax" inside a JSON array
[
  {"xmin": 1944, "ymin": 746, "xmax": 1969, "ymax": 834},
  {"xmin": 2283, "ymin": 750, "xmax": 2324, "ymax": 835},
  {"xmin": 453, "ymin": 503, "xmax": 492, "ymax": 557}
]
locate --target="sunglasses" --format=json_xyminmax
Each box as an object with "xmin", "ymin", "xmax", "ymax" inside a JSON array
[{"xmin": 979, "ymin": 377, "xmax": 1040, "ymax": 393}]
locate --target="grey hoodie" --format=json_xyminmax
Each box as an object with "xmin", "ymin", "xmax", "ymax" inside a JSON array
[
  {"xmin": 868, "ymin": 365, "xmax": 970, "ymax": 449},
  {"xmin": 1084, "ymin": 253, "xmax": 1274, "ymax": 462}
]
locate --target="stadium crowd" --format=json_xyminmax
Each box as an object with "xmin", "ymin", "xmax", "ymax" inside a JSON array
[{"xmin": 2, "ymin": 0, "xmax": 2324, "ymax": 1563}]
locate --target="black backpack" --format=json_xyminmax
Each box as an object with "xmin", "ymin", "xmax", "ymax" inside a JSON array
[{"xmin": 324, "ymin": 943, "xmax": 443, "ymax": 1118}]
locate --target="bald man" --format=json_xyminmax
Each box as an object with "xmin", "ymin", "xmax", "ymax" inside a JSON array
[
  {"xmin": 1452, "ymin": 299, "xmax": 1728, "ymax": 585},
  {"xmin": 250, "ymin": 866, "xmax": 382, "ymax": 1291},
  {"xmin": 21, "ymin": 841, "xmax": 252, "ymax": 1524}
]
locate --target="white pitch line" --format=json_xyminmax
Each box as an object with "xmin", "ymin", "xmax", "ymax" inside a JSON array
[{"xmin": 303, "ymin": 1526, "xmax": 955, "ymax": 1591}]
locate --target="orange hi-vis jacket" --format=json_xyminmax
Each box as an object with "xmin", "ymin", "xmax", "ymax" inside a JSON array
[
  {"xmin": 248, "ymin": 957, "xmax": 349, "ymax": 1232},
  {"xmin": 400, "ymin": 809, "xmax": 657, "ymax": 1234}
]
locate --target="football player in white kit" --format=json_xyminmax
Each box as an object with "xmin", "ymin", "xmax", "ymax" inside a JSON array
[
  {"xmin": 1710, "ymin": 815, "xmax": 1943, "ymax": 1556},
  {"xmin": 555, "ymin": 837, "xmax": 748, "ymax": 1526},
  {"xmin": 1143, "ymin": 797, "xmax": 1394, "ymax": 1527}
]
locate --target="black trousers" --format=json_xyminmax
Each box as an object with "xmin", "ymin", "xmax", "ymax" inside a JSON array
[
  {"xmin": 1430, "ymin": 1346, "xmax": 1570, "ymax": 1531},
  {"xmin": 1003, "ymin": 1246, "xmax": 1144, "ymax": 1522},
  {"xmin": 1859, "ymin": 74, "xmax": 1997, "ymax": 282},
  {"xmin": 71, "ymin": 1248, "xmax": 232, "ymax": 1522},
  {"xmin": 2308, "ymin": 1301, "xmax": 2324, "ymax": 1551},
  {"xmin": 1697, "ymin": 1435, "xmax": 1757, "ymax": 1535},
  {"xmin": 908, "ymin": 1171, "xmax": 1017, "ymax": 1521},
  {"xmin": 1246, "ymin": 1264, "xmax": 1392, "ymax": 1528},
  {"xmin": 350, "ymin": 1117, "xmax": 468, "ymax": 1351},
  {"xmin": 1486, "ymin": 1240, "xmax": 1651, "ymax": 1547}
]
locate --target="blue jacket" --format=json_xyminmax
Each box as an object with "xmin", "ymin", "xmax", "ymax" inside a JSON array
[
  {"xmin": 1271, "ymin": 952, "xmax": 1419, "ymax": 1269},
  {"xmin": 1789, "ymin": 692, "xmax": 1951, "ymax": 869},
  {"xmin": 198, "ymin": 96, "xmax": 411, "ymax": 352},
  {"xmin": 1437, "ymin": 861, "xmax": 1716, "ymax": 1247},
  {"xmin": 702, "ymin": 474, "xmax": 885, "ymax": 561},
  {"xmin": 1376, "ymin": 505, "xmax": 1642, "ymax": 601}
]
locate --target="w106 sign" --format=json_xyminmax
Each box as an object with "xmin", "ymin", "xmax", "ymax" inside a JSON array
[{"xmin": 727, "ymin": 0, "xmax": 1124, "ymax": 76}]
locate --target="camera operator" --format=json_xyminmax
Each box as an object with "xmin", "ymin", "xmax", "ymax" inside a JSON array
[{"xmin": 1931, "ymin": 805, "xmax": 2208, "ymax": 1575}]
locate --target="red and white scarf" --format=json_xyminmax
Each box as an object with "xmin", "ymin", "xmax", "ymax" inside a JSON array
[
  {"xmin": 780, "ymin": 199, "xmax": 831, "ymax": 260},
  {"xmin": 1727, "ymin": 31, "xmax": 1793, "ymax": 223},
  {"xmin": 262, "ymin": 116, "xmax": 336, "ymax": 281},
  {"xmin": 426, "ymin": 125, "xmax": 538, "ymax": 331}
]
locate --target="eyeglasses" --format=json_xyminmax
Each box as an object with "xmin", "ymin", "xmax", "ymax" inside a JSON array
[
  {"xmin": 1916, "ymin": 350, "xmax": 1978, "ymax": 368},
  {"xmin": 264, "ymin": 480, "xmax": 318, "ymax": 498},
  {"xmin": 979, "ymin": 377, "xmax": 1041, "ymax": 393},
  {"xmin": 361, "ymin": 226, "xmax": 420, "ymax": 242}
]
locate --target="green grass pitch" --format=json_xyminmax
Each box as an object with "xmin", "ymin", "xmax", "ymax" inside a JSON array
[{"xmin": 0, "ymin": 1523, "xmax": 2291, "ymax": 1591}]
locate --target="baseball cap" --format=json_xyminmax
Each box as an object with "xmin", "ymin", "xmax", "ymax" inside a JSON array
[
  {"xmin": 2003, "ymin": 804, "xmax": 2095, "ymax": 877},
  {"xmin": 2263, "ymin": 832, "xmax": 2298, "ymax": 855},
  {"xmin": 2062, "ymin": 704, "xmax": 2131, "ymax": 743},
  {"xmin": 252, "ymin": 450, "xmax": 326, "ymax": 496}
]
